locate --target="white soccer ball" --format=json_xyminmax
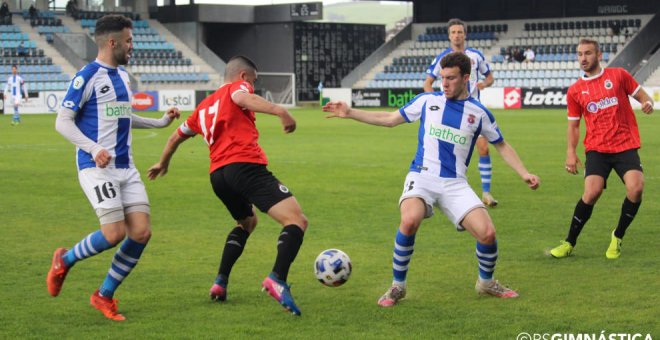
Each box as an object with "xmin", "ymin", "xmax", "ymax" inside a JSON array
[{"xmin": 314, "ymin": 249, "xmax": 352, "ymax": 287}]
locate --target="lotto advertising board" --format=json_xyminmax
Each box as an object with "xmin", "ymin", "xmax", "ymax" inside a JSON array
[{"xmin": 520, "ymin": 88, "xmax": 568, "ymax": 108}]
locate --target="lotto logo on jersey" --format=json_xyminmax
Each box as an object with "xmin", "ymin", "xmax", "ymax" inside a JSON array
[
  {"xmin": 586, "ymin": 97, "xmax": 618, "ymax": 113},
  {"xmin": 428, "ymin": 124, "xmax": 468, "ymax": 145},
  {"xmin": 103, "ymin": 102, "xmax": 132, "ymax": 119}
]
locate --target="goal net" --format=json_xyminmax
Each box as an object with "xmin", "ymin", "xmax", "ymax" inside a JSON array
[{"xmin": 254, "ymin": 72, "xmax": 296, "ymax": 108}]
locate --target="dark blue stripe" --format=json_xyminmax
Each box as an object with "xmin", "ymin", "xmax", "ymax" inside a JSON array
[
  {"xmin": 394, "ymin": 248, "xmax": 414, "ymax": 256},
  {"xmin": 12, "ymin": 75, "xmax": 16, "ymax": 95},
  {"xmin": 438, "ymin": 141, "xmax": 457, "ymax": 178},
  {"xmin": 110, "ymin": 70, "xmax": 131, "ymax": 168},
  {"xmin": 393, "ymin": 258, "xmax": 410, "ymax": 266},
  {"xmin": 409, "ymin": 102, "xmax": 427, "ymax": 173},
  {"xmin": 76, "ymin": 91, "xmax": 98, "ymax": 170},
  {"xmin": 441, "ymin": 100, "xmax": 464, "ymax": 129},
  {"xmin": 438, "ymin": 99, "xmax": 464, "ymax": 178},
  {"xmin": 465, "ymin": 120, "xmax": 481, "ymax": 167}
]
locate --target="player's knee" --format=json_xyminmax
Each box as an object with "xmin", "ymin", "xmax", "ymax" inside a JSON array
[
  {"xmin": 132, "ymin": 227, "xmax": 152, "ymax": 243},
  {"xmin": 294, "ymin": 213, "xmax": 308, "ymax": 231},
  {"xmin": 478, "ymin": 227, "xmax": 496, "ymax": 244},
  {"xmin": 582, "ymin": 190, "xmax": 602, "ymax": 205},
  {"xmin": 239, "ymin": 215, "xmax": 258, "ymax": 233},
  {"xmin": 627, "ymin": 185, "xmax": 643, "ymax": 201},
  {"xmin": 399, "ymin": 215, "xmax": 421, "ymax": 233},
  {"xmin": 103, "ymin": 228, "xmax": 127, "ymax": 246}
]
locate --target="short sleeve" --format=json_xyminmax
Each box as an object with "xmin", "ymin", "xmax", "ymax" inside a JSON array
[
  {"xmin": 230, "ymin": 81, "xmax": 254, "ymax": 97},
  {"xmin": 399, "ymin": 93, "xmax": 429, "ymax": 123},
  {"xmin": 178, "ymin": 106, "xmax": 201, "ymax": 137},
  {"xmin": 478, "ymin": 55, "xmax": 491, "ymax": 77},
  {"xmin": 566, "ymin": 88, "xmax": 582, "ymax": 121},
  {"xmin": 61, "ymin": 71, "xmax": 93, "ymax": 113},
  {"xmin": 619, "ymin": 68, "xmax": 640, "ymax": 96},
  {"xmin": 480, "ymin": 107, "xmax": 503, "ymax": 144}
]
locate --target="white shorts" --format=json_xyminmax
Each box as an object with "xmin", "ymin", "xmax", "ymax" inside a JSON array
[
  {"xmin": 398, "ymin": 172, "xmax": 484, "ymax": 230},
  {"xmin": 11, "ymin": 96, "xmax": 22, "ymax": 107},
  {"xmin": 78, "ymin": 167, "xmax": 150, "ymax": 222}
]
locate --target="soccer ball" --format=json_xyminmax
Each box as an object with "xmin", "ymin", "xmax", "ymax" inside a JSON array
[{"xmin": 314, "ymin": 249, "xmax": 352, "ymax": 287}]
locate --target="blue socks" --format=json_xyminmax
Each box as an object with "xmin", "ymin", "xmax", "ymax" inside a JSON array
[
  {"xmin": 63, "ymin": 230, "xmax": 113, "ymax": 268},
  {"xmin": 99, "ymin": 238, "xmax": 146, "ymax": 298},
  {"xmin": 476, "ymin": 241, "xmax": 498, "ymax": 281},
  {"xmin": 392, "ymin": 230, "xmax": 415, "ymax": 285},
  {"xmin": 479, "ymin": 155, "xmax": 492, "ymax": 193}
]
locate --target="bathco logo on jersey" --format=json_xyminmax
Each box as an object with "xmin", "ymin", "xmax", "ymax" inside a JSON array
[
  {"xmin": 428, "ymin": 124, "xmax": 469, "ymax": 145},
  {"xmin": 586, "ymin": 96, "xmax": 618, "ymax": 113},
  {"xmin": 103, "ymin": 102, "xmax": 132, "ymax": 119}
]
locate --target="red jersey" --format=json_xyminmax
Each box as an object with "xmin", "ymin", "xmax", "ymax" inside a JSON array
[
  {"xmin": 566, "ymin": 67, "xmax": 641, "ymax": 153},
  {"xmin": 178, "ymin": 80, "xmax": 268, "ymax": 173}
]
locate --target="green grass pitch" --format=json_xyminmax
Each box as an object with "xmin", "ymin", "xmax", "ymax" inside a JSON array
[{"xmin": 0, "ymin": 108, "xmax": 658, "ymax": 338}]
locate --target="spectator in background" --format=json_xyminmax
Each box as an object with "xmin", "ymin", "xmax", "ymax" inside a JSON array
[
  {"xmin": 66, "ymin": 0, "xmax": 78, "ymax": 17},
  {"xmin": 524, "ymin": 47, "xmax": 535, "ymax": 63},
  {"xmin": 28, "ymin": 4, "xmax": 37, "ymax": 20},
  {"xmin": 0, "ymin": 1, "xmax": 11, "ymax": 19},
  {"xmin": 513, "ymin": 48, "xmax": 525, "ymax": 62},
  {"xmin": 17, "ymin": 41, "xmax": 28, "ymax": 58}
]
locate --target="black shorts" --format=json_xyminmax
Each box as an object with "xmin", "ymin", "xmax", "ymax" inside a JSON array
[
  {"xmin": 585, "ymin": 149, "xmax": 643, "ymax": 184},
  {"xmin": 210, "ymin": 163, "xmax": 293, "ymax": 220}
]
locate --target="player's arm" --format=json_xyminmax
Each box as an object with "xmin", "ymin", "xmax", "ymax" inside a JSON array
[
  {"xmin": 565, "ymin": 119, "xmax": 581, "ymax": 174},
  {"xmin": 322, "ymin": 100, "xmax": 406, "ymax": 127},
  {"xmin": 147, "ymin": 129, "xmax": 190, "ymax": 180},
  {"xmin": 477, "ymin": 72, "xmax": 494, "ymax": 90},
  {"xmin": 492, "ymin": 141, "xmax": 540, "ymax": 189},
  {"xmin": 565, "ymin": 90, "xmax": 582, "ymax": 174},
  {"xmin": 232, "ymin": 91, "xmax": 296, "ymax": 133},
  {"xmin": 131, "ymin": 107, "xmax": 180, "ymax": 129},
  {"xmin": 632, "ymin": 88, "xmax": 654, "ymax": 114},
  {"xmin": 423, "ymin": 75, "xmax": 435, "ymax": 92},
  {"xmin": 55, "ymin": 107, "xmax": 111, "ymax": 168},
  {"xmin": 21, "ymin": 80, "xmax": 28, "ymax": 101}
]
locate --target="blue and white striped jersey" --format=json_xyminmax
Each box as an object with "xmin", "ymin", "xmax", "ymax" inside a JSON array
[
  {"xmin": 399, "ymin": 92, "xmax": 503, "ymax": 179},
  {"xmin": 426, "ymin": 48, "xmax": 491, "ymax": 100},
  {"xmin": 61, "ymin": 60, "xmax": 134, "ymax": 170},
  {"xmin": 4, "ymin": 74, "xmax": 27, "ymax": 98}
]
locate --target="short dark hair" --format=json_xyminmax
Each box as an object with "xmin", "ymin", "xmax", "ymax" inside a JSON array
[
  {"xmin": 440, "ymin": 52, "xmax": 471, "ymax": 76},
  {"xmin": 11, "ymin": 64, "xmax": 17, "ymax": 69},
  {"xmin": 447, "ymin": 18, "xmax": 467, "ymax": 33},
  {"xmin": 95, "ymin": 14, "xmax": 132, "ymax": 37},
  {"xmin": 578, "ymin": 38, "xmax": 600, "ymax": 52},
  {"xmin": 224, "ymin": 55, "xmax": 258, "ymax": 79}
]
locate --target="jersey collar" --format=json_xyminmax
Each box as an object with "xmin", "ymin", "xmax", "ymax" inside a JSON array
[{"xmin": 581, "ymin": 67, "xmax": 604, "ymax": 81}]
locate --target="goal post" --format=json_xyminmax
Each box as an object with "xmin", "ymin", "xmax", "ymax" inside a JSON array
[{"xmin": 254, "ymin": 72, "xmax": 296, "ymax": 108}]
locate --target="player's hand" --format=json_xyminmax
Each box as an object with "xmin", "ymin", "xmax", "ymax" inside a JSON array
[
  {"xmin": 147, "ymin": 162, "xmax": 168, "ymax": 180},
  {"xmin": 565, "ymin": 154, "xmax": 581, "ymax": 175},
  {"xmin": 322, "ymin": 101, "xmax": 350, "ymax": 118},
  {"xmin": 280, "ymin": 111, "xmax": 296, "ymax": 133},
  {"xmin": 524, "ymin": 173, "xmax": 540, "ymax": 190},
  {"xmin": 94, "ymin": 149, "xmax": 111, "ymax": 168},
  {"xmin": 166, "ymin": 107, "xmax": 181, "ymax": 121},
  {"xmin": 641, "ymin": 101, "xmax": 653, "ymax": 114}
]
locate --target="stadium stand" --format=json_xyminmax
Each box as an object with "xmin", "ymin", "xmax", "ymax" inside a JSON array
[
  {"xmin": 0, "ymin": 20, "xmax": 70, "ymax": 91},
  {"xmin": 360, "ymin": 15, "xmax": 650, "ymax": 89},
  {"xmin": 76, "ymin": 17, "xmax": 211, "ymax": 88}
]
